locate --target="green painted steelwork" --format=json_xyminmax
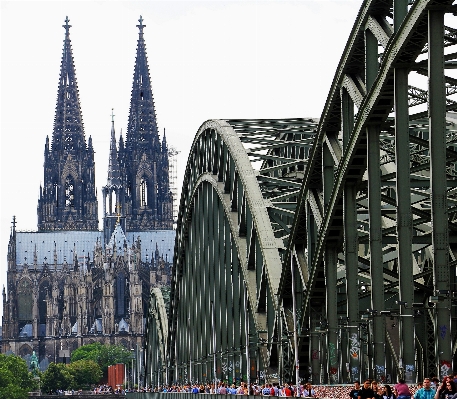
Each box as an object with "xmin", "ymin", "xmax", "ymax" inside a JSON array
[{"xmin": 143, "ymin": 0, "xmax": 457, "ymax": 386}]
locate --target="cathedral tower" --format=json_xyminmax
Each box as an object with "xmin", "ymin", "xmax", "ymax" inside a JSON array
[
  {"xmin": 37, "ymin": 17, "xmax": 98, "ymax": 231},
  {"xmin": 118, "ymin": 16, "xmax": 173, "ymax": 232}
]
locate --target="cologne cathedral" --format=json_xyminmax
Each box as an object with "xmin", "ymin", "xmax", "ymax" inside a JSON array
[{"xmin": 1, "ymin": 16, "xmax": 175, "ymax": 370}]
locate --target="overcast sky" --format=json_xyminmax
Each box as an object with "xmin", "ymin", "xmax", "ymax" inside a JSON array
[{"xmin": 1, "ymin": 0, "xmax": 361, "ymax": 314}]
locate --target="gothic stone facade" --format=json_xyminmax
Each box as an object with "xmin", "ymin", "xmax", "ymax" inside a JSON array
[
  {"xmin": 1, "ymin": 16, "xmax": 174, "ymax": 369},
  {"xmin": 2, "ymin": 228, "xmax": 173, "ymax": 368}
]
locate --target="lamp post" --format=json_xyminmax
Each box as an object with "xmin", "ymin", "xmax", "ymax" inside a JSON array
[
  {"xmin": 211, "ymin": 301, "xmax": 217, "ymax": 388},
  {"xmin": 131, "ymin": 348, "xmax": 135, "ymax": 390},
  {"xmin": 136, "ymin": 344, "xmax": 140, "ymax": 390},
  {"xmin": 245, "ymin": 287, "xmax": 250, "ymax": 389},
  {"xmin": 290, "ymin": 250, "xmax": 300, "ymax": 391},
  {"xmin": 188, "ymin": 316, "xmax": 192, "ymax": 384}
]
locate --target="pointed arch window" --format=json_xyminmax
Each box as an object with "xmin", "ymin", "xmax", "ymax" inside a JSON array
[
  {"xmin": 18, "ymin": 279, "xmax": 33, "ymax": 321},
  {"xmin": 140, "ymin": 177, "xmax": 148, "ymax": 207},
  {"xmin": 116, "ymin": 273, "xmax": 127, "ymax": 317},
  {"xmin": 65, "ymin": 176, "xmax": 75, "ymax": 207},
  {"xmin": 109, "ymin": 191, "xmax": 115, "ymax": 214},
  {"xmin": 67, "ymin": 286, "xmax": 77, "ymax": 317},
  {"xmin": 39, "ymin": 281, "xmax": 51, "ymax": 324}
]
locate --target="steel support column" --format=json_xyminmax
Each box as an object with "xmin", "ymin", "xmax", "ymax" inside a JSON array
[
  {"xmin": 345, "ymin": 182, "xmax": 360, "ymax": 382},
  {"xmin": 310, "ymin": 317, "xmax": 321, "ymax": 385},
  {"xmin": 366, "ymin": 12, "xmax": 385, "ymax": 381},
  {"xmin": 429, "ymin": 8, "xmax": 451, "ymax": 377},
  {"xmin": 342, "ymin": 86, "xmax": 360, "ymax": 383},
  {"xmin": 323, "ymin": 139, "xmax": 338, "ymax": 383},
  {"xmin": 367, "ymin": 123, "xmax": 386, "ymax": 381},
  {"xmin": 325, "ymin": 245, "xmax": 339, "ymax": 383},
  {"xmin": 394, "ymin": 66, "xmax": 415, "ymax": 383},
  {"xmin": 394, "ymin": 0, "xmax": 408, "ymax": 33}
]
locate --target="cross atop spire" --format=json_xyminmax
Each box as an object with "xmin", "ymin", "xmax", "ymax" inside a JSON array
[
  {"xmin": 63, "ymin": 16, "xmax": 71, "ymax": 35},
  {"xmin": 111, "ymin": 108, "xmax": 115, "ymax": 123},
  {"xmin": 137, "ymin": 15, "xmax": 146, "ymax": 34}
]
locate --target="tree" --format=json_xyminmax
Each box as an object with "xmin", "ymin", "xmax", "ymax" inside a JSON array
[
  {"xmin": 0, "ymin": 353, "xmax": 36, "ymax": 399},
  {"xmin": 41, "ymin": 362, "xmax": 73, "ymax": 394},
  {"xmin": 71, "ymin": 343, "xmax": 132, "ymax": 376},
  {"xmin": 70, "ymin": 342, "xmax": 103, "ymax": 363},
  {"xmin": 67, "ymin": 359, "xmax": 102, "ymax": 389}
]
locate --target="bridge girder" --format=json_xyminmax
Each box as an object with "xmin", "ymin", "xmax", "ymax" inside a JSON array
[
  {"xmin": 164, "ymin": 119, "xmax": 316, "ymax": 384},
  {"xmin": 145, "ymin": 0, "xmax": 457, "ymax": 387},
  {"xmin": 285, "ymin": 0, "xmax": 457, "ymax": 385}
]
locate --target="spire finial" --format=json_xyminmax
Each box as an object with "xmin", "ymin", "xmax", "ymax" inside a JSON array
[
  {"xmin": 63, "ymin": 16, "xmax": 71, "ymax": 35},
  {"xmin": 137, "ymin": 15, "xmax": 146, "ymax": 34},
  {"xmin": 111, "ymin": 108, "xmax": 115, "ymax": 123}
]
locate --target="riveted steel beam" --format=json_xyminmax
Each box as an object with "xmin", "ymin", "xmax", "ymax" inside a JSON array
[
  {"xmin": 147, "ymin": 0, "xmax": 457, "ymax": 386},
  {"xmin": 285, "ymin": 0, "xmax": 456, "ymax": 383},
  {"xmin": 167, "ymin": 119, "xmax": 315, "ymax": 384}
]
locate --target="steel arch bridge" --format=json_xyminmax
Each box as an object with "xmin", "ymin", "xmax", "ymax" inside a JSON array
[{"xmin": 145, "ymin": 0, "xmax": 457, "ymax": 386}]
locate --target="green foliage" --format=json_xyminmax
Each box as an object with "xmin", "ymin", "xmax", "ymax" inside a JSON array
[
  {"xmin": 70, "ymin": 342, "xmax": 103, "ymax": 363},
  {"xmin": 0, "ymin": 353, "xmax": 36, "ymax": 399},
  {"xmin": 67, "ymin": 359, "xmax": 102, "ymax": 389},
  {"xmin": 41, "ymin": 362, "xmax": 73, "ymax": 394},
  {"xmin": 70, "ymin": 342, "xmax": 132, "ymax": 375},
  {"xmin": 0, "ymin": 384, "xmax": 31, "ymax": 399}
]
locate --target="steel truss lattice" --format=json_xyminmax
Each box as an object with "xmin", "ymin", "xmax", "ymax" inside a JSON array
[
  {"xmin": 285, "ymin": 0, "xmax": 457, "ymax": 385},
  {"xmin": 159, "ymin": 119, "xmax": 317, "ymax": 385},
  {"xmin": 145, "ymin": 0, "xmax": 457, "ymax": 387}
]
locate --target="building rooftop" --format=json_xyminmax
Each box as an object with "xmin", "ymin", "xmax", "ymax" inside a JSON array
[{"xmin": 15, "ymin": 229, "xmax": 175, "ymax": 267}]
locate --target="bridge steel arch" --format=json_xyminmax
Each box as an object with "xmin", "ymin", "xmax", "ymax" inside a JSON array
[
  {"xmin": 144, "ymin": 0, "xmax": 457, "ymax": 388},
  {"xmin": 165, "ymin": 119, "xmax": 317, "ymax": 385},
  {"xmin": 283, "ymin": 0, "xmax": 457, "ymax": 386}
]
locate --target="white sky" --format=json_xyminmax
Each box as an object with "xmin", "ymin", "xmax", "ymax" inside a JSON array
[{"xmin": 0, "ymin": 0, "xmax": 361, "ymax": 316}]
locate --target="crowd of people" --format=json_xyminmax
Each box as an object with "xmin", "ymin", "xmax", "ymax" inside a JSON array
[
  {"xmin": 93, "ymin": 384, "xmax": 122, "ymax": 394},
  {"xmin": 350, "ymin": 375, "xmax": 457, "ymax": 399},
  {"xmin": 127, "ymin": 381, "xmax": 316, "ymax": 396},
  {"xmin": 93, "ymin": 374, "xmax": 457, "ymax": 397}
]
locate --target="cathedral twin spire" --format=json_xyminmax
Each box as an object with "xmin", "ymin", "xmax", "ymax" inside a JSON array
[
  {"xmin": 52, "ymin": 16, "xmax": 87, "ymax": 155},
  {"xmin": 127, "ymin": 15, "xmax": 160, "ymax": 156},
  {"xmin": 38, "ymin": 16, "xmax": 98, "ymax": 231},
  {"xmin": 103, "ymin": 16, "xmax": 173, "ymax": 240},
  {"xmin": 36, "ymin": 16, "xmax": 173, "ymax": 235}
]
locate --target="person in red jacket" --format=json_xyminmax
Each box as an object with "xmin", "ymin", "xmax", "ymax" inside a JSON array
[{"xmin": 283, "ymin": 384, "xmax": 292, "ymax": 397}]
